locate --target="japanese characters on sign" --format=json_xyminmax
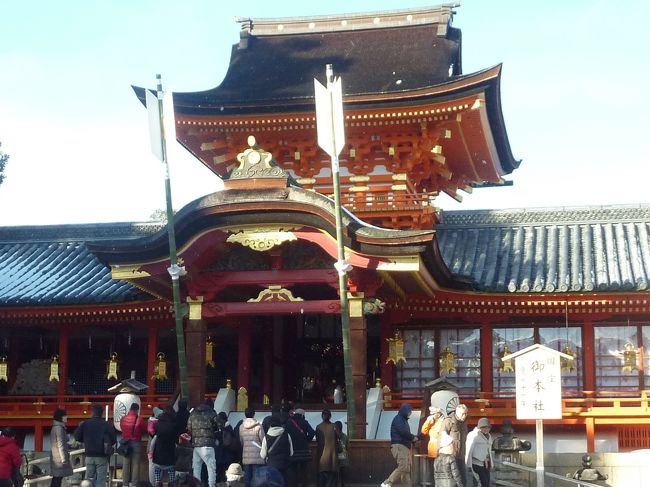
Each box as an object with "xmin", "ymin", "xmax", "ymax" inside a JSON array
[{"xmin": 514, "ymin": 346, "xmax": 563, "ymax": 420}]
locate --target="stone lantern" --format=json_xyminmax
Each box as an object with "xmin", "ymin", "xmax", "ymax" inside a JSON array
[{"xmin": 492, "ymin": 419, "xmax": 531, "ymax": 485}]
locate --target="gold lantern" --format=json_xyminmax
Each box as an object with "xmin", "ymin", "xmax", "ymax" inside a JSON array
[
  {"xmin": 498, "ymin": 344, "xmax": 515, "ymax": 373},
  {"xmin": 153, "ymin": 352, "xmax": 168, "ymax": 380},
  {"xmin": 622, "ymin": 343, "xmax": 639, "ymax": 372},
  {"xmin": 561, "ymin": 344, "xmax": 577, "ymax": 372},
  {"xmin": 49, "ymin": 355, "xmax": 60, "ymax": 382},
  {"xmin": 440, "ymin": 346, "xmax": 457, "ymax": 374},
  {"xmin": 106, "ymin": 352, "xmax": 119, "ymax": 380},
  {"xmin": 206, "ymin": 337, "xmax": 215, "ymax": 368},
  {"xmin": 0, "ymin": 356, "xmax": 7, "ymax": 382},
  {"xmin": 386, "ymin": 331, "xmax": 406, "ymax": 365}
]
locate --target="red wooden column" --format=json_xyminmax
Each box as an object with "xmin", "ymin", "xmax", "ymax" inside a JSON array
[
  {"xmin": 380, "ymin": 311, "xmax": 395, "ymax": 391},
  {"xmin": 237, "ymin": 318, "xmax": 252, "ymax": 392},
  {"xmin": 582, "ymin": 320, "xmax": 595, "ymax": 392},
  {"xmin": 186, "ymin": 297, "xmax": 207, "ymax": 407},
  {"xmin": 480, "ymin": 323, "xmax": 493, "ymax": 393},
  {"xmin": 146, "ymin": 326, "xmax": 158, "ymax": 393},
  {"xmin": 56, "ymin": 328, "xmax": 69, "ymax": 398},
  {"xmin": 349, "ymin": 293, "xmax": 367, "ymax": 439},
  {"xmin": 34, "ymin": 423, "xmax": 44, "ymax": 452}
]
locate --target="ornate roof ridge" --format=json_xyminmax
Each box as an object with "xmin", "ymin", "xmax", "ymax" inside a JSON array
[
  {"xmin": 439, "ymin": 204, "xmax": 650, "ymax": 227},
  {"xmin": 236, "ymin": 3, "xmax": 459, "ymax": 37},
  {"xmin": 0, "ymin": 222, "xmax": 163, "ymax": 243}
]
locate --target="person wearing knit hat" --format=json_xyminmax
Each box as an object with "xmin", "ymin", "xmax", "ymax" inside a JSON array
[
  {"xmin": 50, "ymin": 409, "xmax": 73, "ymax": 487},
  {"xmin": 465, "ymin": 418, "xmax": 493, "ymax": 487},
  {"xmin": 215, "ymin": 463, "xmax": 244, "ymax": 487},
  {"xmin": 433, "ymin": 432, "xmax": 463, "ymax": 487}
]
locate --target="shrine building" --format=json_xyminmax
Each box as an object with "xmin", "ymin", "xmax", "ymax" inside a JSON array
[{"xmin": 1, "ymin": 4, "xmax": 649, "ymax": 455}]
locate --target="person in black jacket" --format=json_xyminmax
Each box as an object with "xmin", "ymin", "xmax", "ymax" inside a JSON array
[
  {"xmin": 381, "ymin": 404, "xmax": 419, "ymax": 487},
  {"xmin": 74, "ymin": 404, "xmax": 117, "ymax": 487},
  {"xmin": 153, "ymin": 407, "xmax": 178, "ymax": 487},
  {"xmin": 285, "ymin": 408, "xmax": 314, "ymax": 487},
  {"xmin": 260, "ymin": 416, "xmax": 293, "ymax": 486}
]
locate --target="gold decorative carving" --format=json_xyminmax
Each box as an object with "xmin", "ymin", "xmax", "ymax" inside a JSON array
[
  {"xmin": 227, "ymin": 226, "xmax": 298, "ymax": 252},
  {"xmin": 248, "ymin": 285, "xmax": 304, "ymax": 303},
  {"xmin": 111, "ymin": 265, "xmax": 150, "ymax": 279},
  {"xmin": 229, "ymin": 135, "xmax": 287, "ymax": 180}
]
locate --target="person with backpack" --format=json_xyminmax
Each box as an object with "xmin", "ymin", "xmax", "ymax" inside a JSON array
[
  {"xmin": 285, "ymin": 408, "xmax": 314, "ymax": 487},
  {"xmin": 74, "ymin": 404, "xmax": 117, "ymax": 487},
  {"xmin": 215, "ymin": 412, "xmax": 236, "ymax": 483},
  {"xmin": 119, "ymin": 403, "xmax": 147, "ymax": 487},
  {"xmin": 260, "ymin": 416, "xmax": 293, "ymax": 486}
]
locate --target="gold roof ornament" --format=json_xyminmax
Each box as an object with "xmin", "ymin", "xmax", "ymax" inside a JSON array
[{"xmin": 439, "ymin": 346, "xmax": 457, "ymax": 374}]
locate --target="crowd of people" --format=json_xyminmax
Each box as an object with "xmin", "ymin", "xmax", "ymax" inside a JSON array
[
  {"xmin": 381, "ymin": 403, "xmax": 493, "ymax": 487},
  {"xmin": 0, "ymin": 401, "xmax": 491, "ymax": 487}
]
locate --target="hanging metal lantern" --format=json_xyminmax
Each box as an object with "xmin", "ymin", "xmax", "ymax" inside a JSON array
[
  {"xmin": 440, "ymin": 346, "xmax": 457, "ymax": 374},
  {"xmin": 106, "ymin": 352, "xmax": 119, "ymax": 380},
  {"xmin": 206, "ymin": 337, "xmax": 215, "ymax": 368},
  {"xmin": 386, "ymin": 331, "xmax": 406, "ymax": 365},
  {"xmin": 561, "ymin": 345, "xmax": 577, "ymax": 372},
  {"xmin": 49, "ymin": 355, "xmax": 60, "ymax": 382},
  {"xmin": 0, "ymin": 356, "xmax": 7, "ymax": 382},
  {"xmin": 622, "ymin": 343, "xmax": 639, "ymax": 372},
  {"xmin": 153, "ymin": 352, "xmax": 168, "ymax": 380},
  {"xmin": 498, "ymin": 344, "xmax": 515, "ymax": 373}
]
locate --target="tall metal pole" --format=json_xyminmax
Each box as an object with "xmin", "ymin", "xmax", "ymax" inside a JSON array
[
  {"xmin": 325, "ymin": 65, "xmax": 356, "ymax": 439},
  {"xmin": 155, "ymin": 74, "xmax": 189, "ymax": 402}
]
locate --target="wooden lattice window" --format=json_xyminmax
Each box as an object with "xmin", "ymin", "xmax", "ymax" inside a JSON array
[{"xmin": 618, "ymin": 425, "xmax": 650, "ymax": 450}]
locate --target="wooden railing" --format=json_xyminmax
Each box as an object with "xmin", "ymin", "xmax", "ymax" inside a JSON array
[{"xmin": 382, "ymin": 389, "xmax": 650, "ymax": 424}]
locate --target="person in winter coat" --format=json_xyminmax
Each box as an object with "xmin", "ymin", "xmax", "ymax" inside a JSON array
[
  {"xmin": 381, "ymin": 404, "xmax": 419, "ymax": 487},
  {"xmin": 434, "ymin": 432, "xmax": 464, "ymax": 487},
  {"xmin": 421, "ymin": 407, "xmax": 444, "ymax": 459},
  {"xmin": 260, "ymin": 416, "xmax": 293, "ymax": 487},
  {"xmin": 284, "ymin": 408, "xmax": 314, "ymax": 487},
  {"xmin": 215, "ymin": 412, "xmax": 236, "ymax": 483},
  {"xmin": 216, "ymin": 463, "xmax": 245, "ymax": 487},
  {"xmin": 0, "ymin": 427, "xmax": 22, "ymax": 487},
  {"xmin": 443, "ymin": 404, "xmax": 469, "ymax": 486},
  {"xmin": 152, "ymin": 407, "xmax": 178, "ymax": 487},
  {"xmin": 464, "ymin": 418, "xmax": 493, "ymax": 487},
  {"xmin": 238, "ymin": 408, "xmax": 264, "ymax": 487},
  {"xmin": 120, "ymin": 403, "xmax": 148, "ymax": 487},
  {"xmin": 314, "ymin": 409, "xmax": 338, "ymax": 487},
  {"xmin": 187, "ymin": 402, "xmax": 220, "ymax": 487},
  {"xmin": 74, "ymin": 404, "xmax": 117, "ymax": 487},
  {"xmin": 50, "ymin": 408, "xmax": 73, "ymax": 487}
]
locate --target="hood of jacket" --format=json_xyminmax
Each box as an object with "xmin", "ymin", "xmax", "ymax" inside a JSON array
[
  {"xmin": 398, "ymin": 404, "xmax": 413, "ymax": 419},
  {"xmin": 0, "ymin": 436, "xmax": 16, "ymax": 448},
  {"xmin": 266, "ymin": 426, "xmax": 285, "ymax": 437},
  {"xmin": 242, "ymin": 417, "xmax": 260, "ymax": 429}
]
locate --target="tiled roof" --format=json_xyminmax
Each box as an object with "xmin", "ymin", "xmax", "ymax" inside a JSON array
[
  {"xmin": 0, "ymin": 223, "xmax": 158, "ymax": 306},
  {"xmin": 437, "ymin": 206, "xmax": 650, "ymax": 293}
]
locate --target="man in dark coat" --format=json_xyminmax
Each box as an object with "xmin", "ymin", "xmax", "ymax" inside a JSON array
[
  {"xmin": 381, "ymin": 404, "xmax": 419, "ymax": 487},
  {"xmin": 74, "ymin": 404, "xmax": 117, "ymax": 487},
  {"xmin": 187, "ymin": 402, "xmax": 219, "ymax": 487},
  {"xmin": 284, "ymin": 408, "xmax": 314, "ymax": 487}
]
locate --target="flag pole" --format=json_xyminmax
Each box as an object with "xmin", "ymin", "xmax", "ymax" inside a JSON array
[
  {"xmin": 155, "ymin": 74, "xmax": 189, "ymax": 402},
  {"xmin": 325, "ymin": 65, "xmax": 356, "ymax": 439}
]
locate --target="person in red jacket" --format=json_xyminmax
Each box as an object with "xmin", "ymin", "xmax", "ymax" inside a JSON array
[
  {"xmin": 119, "ymin": 403, "xmax": 148, "ymax": 487},
  {"xmin": 0, "ymin": 427, "xmax": 23, "ymax": 487}
]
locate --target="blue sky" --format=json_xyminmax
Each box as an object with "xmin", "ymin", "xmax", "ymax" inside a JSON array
[{"xmin": 1, "ymin": 0, "xmax": 649, "ymax": 225}]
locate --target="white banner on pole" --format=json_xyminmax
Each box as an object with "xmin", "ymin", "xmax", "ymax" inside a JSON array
[
  {"xmin": 146, "ymin": 89, "xmax": 176, "ymax": 162},
  {"xmin": 314, "ymin": 76, "xmax": 345, "ymax": 160}
]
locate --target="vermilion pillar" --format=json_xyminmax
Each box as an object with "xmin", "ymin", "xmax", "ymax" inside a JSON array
[
  {"xmin": 583, "ymin": 320, "xmax": 595, "ymax": 392},
  {"xmin": 237, "ymin": 319, "xmax": 252, "ymax": 391},
  {"xmin": 186, "ymin": 297, "xmax": 206, "ymax": 407},
  {"xmin": 349, "ymin": 293, "xmax": 367, "ymax": 439},
  {"xmin": 57, "ymin": 328, "xmax": 69, "ymax": 397}
]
